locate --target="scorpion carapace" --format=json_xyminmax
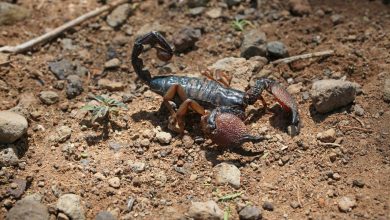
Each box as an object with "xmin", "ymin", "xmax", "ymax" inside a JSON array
[{"xmin": 131, "ymin": 31, "xmax": 300, "ymax": 146}]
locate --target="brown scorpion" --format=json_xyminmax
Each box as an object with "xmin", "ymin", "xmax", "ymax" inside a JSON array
[{"xmin": 132, "ymin": 31, "xmax": 300, "ymax": 147}]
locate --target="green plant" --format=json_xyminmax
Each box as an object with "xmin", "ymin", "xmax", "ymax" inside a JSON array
[
  {"xmin": 218, "ymin": 191, "xmax": 243, "ymax": 202},
  {"xmin": 231, "ymin": 18, "xmax": 252, "ymax": 31},
  {"xmin": 81, "ymin": 95, "xmax": 127, "ymax": 123}
]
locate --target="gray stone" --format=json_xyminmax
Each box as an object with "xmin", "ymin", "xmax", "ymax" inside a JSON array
[
  {"xmin": 108, "ymin": 177, "xmax": 120, "ymax": 188},
  {"xmin": 104, "ymin": 58, "xmax": 121, "ymax": 69},
  {"xmin": 8, "ymin": 179, "xmax": 27, "ymax": 199},
  {"xmin": 187, "ymin": 0, "xmax": 210, "ymax": 8},
  {"xmin": 48, "ymin": 59, "xmax": 74, "ymax": 80},
  {"xmin": 38, "ymin": 91, "xmax": 59, "ymax": 105},
  {"xmin": 173, "ymin": 27, "xmax": 201, "ymax": 53},
  {"xmin": 316, "ymin": 128, "xmax": 336, "ymax": 143},
  {"xmin": 262, "ymin": 201, "xmax": 274, "ymax": 211},
  {"xmin": 338, "ymin": 196, "xmax": 356, "ymax": 212},
  {"xmin": 240, "ymin": 30, "xmax": 267, "ymax": 59},
  {"xmin": 288, "ymin": 0, "xmax": 311, "ymax": 16},
  {"xmin": 383, "ymin": 77, "xmax": 390, "ymax": 102},
  {"xmin": 129, "ymin": 161, "xmax": 146, "ymax": 173},
  {"xmin": 206, "ymin": 8, "xmax": 222, "ymax": 19},
  {"xmin": 156, "ymin": 131, "xmax": 172, "ymax": 144},
  {"xmin": 106, "ymin": 4, "xmax": 131, "ymax": 28},
  {"xmin": 0, "ymin": 2, "xmax": 30, "ymax": 25},
  {"xmin": 311, "ymin": 79, "xmax": 358, "ymax": 113},
  {"xmin": 66, "ymin": 75, "xmax": 83, "ymax": 99},
  {"xmin": 98, "ymin": 79, "xmax": 125, "ymax": 91},
  {"xmin": 331, "ymin": 14, "xmax": 344, "ymax": 25},
  {"xmin": 56, "ymin": 194, "xmax": 85, "ymax": 220},
  {"xmin": 352, "ymin": 179, "xmax": 365, "ymax": 188},
  {"xmin": 225, "ymin": 0, "xmax": 242, "ymax": 7},
  {"xmin": 353, "ymin": 104, "xmax": 364, "ymax": 116},
  {"xmin": 61, "ymin": 38, "xmax": 76, "ymax": 50},
  {"xmin": 188, "ymin": 7, "xmax": 205, "ymax": 16},
  {"xmin": 188, "ymin": 200, "xmax": 223, "ymax": 220},
  {"xmin": 266, "ymin": 41, "xmax": 288, "ymax": 59},
  {"xmin": 0, "ymin": 146, "xmax": 19, "ymax": 167},
  {"xmin": 6, "ymin": 199, "xmax": 49, "ymax": 220},
  {"xmin": 239, "ymin": 206, "xmax": 262, "ymax": 220},
  {"xmin": 52, "ymin": 126, "xmax": 72, "ymax": 143},
  {"xmin": 214, "ymin": 162, "xmax": 241, "ymax": 188},
  {"xmin": 0, "ymin": 111, "xmax": 28, "ymax": 144},
  {"xmin": 95, "ymin": 211, "xmax": 117, "ymax": 220}
]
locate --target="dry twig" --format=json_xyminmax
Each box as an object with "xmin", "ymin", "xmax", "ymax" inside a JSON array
[
  {"xmin": 0, "ymin": 0, "xmax": 129, "ymax": 54},
  {"xmin": 271, "ymin": 50, "xmax": 334, "ymax": 64},
  {"xmin": 339, "ymin": 125, "xmax": 373, "ymax": 133},
  {"xmin": 318, "ymin": 142, "xmax": 342, "ymax": 148}
]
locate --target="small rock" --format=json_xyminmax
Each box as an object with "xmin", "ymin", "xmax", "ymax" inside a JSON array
[
  {"xmin": 8, "ymin": 179, "xmax": 27, "ymax": 199},
  {"xmin": 188, "ymin": 200, "xmax": 224, "ymax": 220},
  {"xmin": 94, "ymin": 172, "xmax": 105, "ymax": 181},
  {"xmin": 262, "ymin": 201, "xmax": 274, "ymax": 211},
  {"xmin": 353, "ymin": 104, "xmax": 364, "ymax": 116},
  {"xmin": 239, "ymin": 206, "xmax": 262, "ymax": 220},
  {"xmin": 0, "ymin": 111, "xmax": 28, "ymax": 144},
  {"xmin": 56, "ymin": 194, "xmax": 85, "ymax": 220},
  {"xmin": 317, "ymin": 128, "xmax": 336, "ymax": 143},
  {"xmin": 128, "ymin": 161, "xmax": 145, "ymax": 173},
  {"xmin": 48, "ymin": 59, "xmax": 74, "ymax": 80},
  {"xmin": 188, "ymin": 7, "xmax": 205, "ymax": 16},
  {"xmin": 331, "ymin": 14, "xmax": 344, "ymax": 25},
  {"xmin": 135, "ymin": 21, "xmax": 167, "ymax": 37},
  {"xmin": 95, "ymin": 211, "xmax": 117, "ymax": 220},
  {"xmin": 332, "ymin": 173, "xmax": 341, "ymax": 181},
  {"xmin": 156, "ymin": 131, "xmax": 172, "ymax": 144},
  {"xmin": 225, "ymin": 0, "xmax": 242, "ymax": 7},
  {"xmin": 173, "ymin": 27, "xmax": 201, "ymax": 53},
  {"xmin": 140, "ymin": 138, "xmax": 150, "ymax": 147},
  {"xmin": 58, "ymin": 213, "xmax": 70, "ymax": 220},
  {"xmin": 108, "ymin": 177, "xmax": 120, "ymax": 188},
  {"xmin": 66, "ymin": 75, "xmax": 83, "ymax": 99},
  {"xmin": 287, "ymin": 83, "xmax": 303, "ymax": 95},
  {"xmin": 329, "ymin": 152, "xmax": 337, "ymax": 162},
  {"xmin": 352, "ymin": 180, "xmax": 365, "ymax": 188},
  {"xmin": 240, "ymin": 30, "xmax": 267, "ymax": 59},
  {"xmin": 98, "ymin": 79, "xmax": 125, "ymax": 91},
  {"xmin": 0, "ymin": 146, "xmax": 19, "ymax": 166},
  {"xmin": 214, "ymin": 162, "xmax": 241, "ymax": 188},
  {"xmin": 106, "ymin": 4, "xmax": 131, "ymax": 28},
  {"xmin": 187, "ymin": 0, "xmax": 210, "ymax": 8},
  {"xmin": 0, "ymin": 2, "xmax": 30, "ymax": 25},
  {"xmin": 266, "ymin": 41, "xmax": 288, "ymax": 60},
  {"xmin": 290, "ymin": 201, "xmax": 300, "ymax": 209},
  {"xmin": 61, "ymin": 38, "xmax": 76, "ymax": 50},
  {"xmin": 104, "ymin": 58, "xmax": 121, "ymax": 69},
  {"xmin": 383, "ymin": 77, "xmax": 390, "ymax": 102},
  {"xmin": 206, "ymin": 8, "xmax": 222, "ymax": 19},
  {"xmin": 112, "ymin": 34, "xmax": 129, "ymax": 46},
  {"xmin": 127, "ymin": 197, "xmax": 136, "ymax": 212},
  {"xmin": 6, "ymin": 199, "xmax": 49, "ymax": 220},
  {"xmin": 52, "ymin": 126, "xmax": 72, "ymax": 143},
  {"xmin": 288, "ymin": 0, "xmax": 311, "ymax": 16},
  {"xmin": 38, "ymin": 91, "xmax": 59, "ymax": 105},
  {"xmin": 311, "ymin": 79, "xmax": 358, "ymax": 113},
  {"xmin": 338, "ymin": 196, "xmax": 356, "ymax": 212}
]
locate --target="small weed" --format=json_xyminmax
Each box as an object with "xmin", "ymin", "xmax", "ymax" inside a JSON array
[
  {"xmin": 218, "ymin": 191, "xmax": 243, "ymax": 202},
  {"xmin": 224, "ymin": 206, "xmax": 231, "ymax": 220},
  {"xmin": 231, "ymin": 18, "xmax": 252, "ymax": 31},
  {"xmin": 82, "ymin": 95, "xmax": 127, "ymax": 123}
]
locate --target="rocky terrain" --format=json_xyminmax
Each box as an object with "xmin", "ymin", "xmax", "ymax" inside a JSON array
[{"xmin": 0, "ymin": 0, "xmax": 389, "ymax": 219}]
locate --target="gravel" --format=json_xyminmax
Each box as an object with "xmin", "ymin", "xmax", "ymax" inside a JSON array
[
  {"xmin": 38, "ymin": 91, "xmax": 59, "ymax": 105},
  {"xmin": 311, "ymin": 79, "xmax": 358, "ymax": 113},
  {"xmin": 214, "ymin": 162, "xmax": 241, "ymax": 188},
  {"xmin": 239, "ymin": 206, "xmax": 262, "ymax": 220},
  {"xmin": 56, "ymin": 194, "xmax": 85, "ymax": 220},
  {"xmin": 188, "ymin": 200, "xmax": 224, "ymax": 220},
  {"xmin": 0, "ymin": 111, "xmax": 28, "ymax": 144},
  {"xmin": 266, "ymin": 41, "xmax": 289, "ymax": 60},
  {"xmin": 240, "ymin": 29, "xmax": 267, "ymax": 59}
]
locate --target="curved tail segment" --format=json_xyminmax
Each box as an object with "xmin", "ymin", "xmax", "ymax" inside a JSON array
[{"xmin": 131, "ymin": 31, "xmax": 174, "ymax": 84}]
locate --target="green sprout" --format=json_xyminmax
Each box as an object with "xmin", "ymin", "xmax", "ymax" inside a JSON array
[
  {"xmin": 218, "ymin": 191, "xmax": 243, "ymax": 202},
  {"xmin": 231, "ymin": 18, "xmax": 252, "ymax": 31},
  {"xmin": 81, "ymin": 95, "xmax": 127, "ymax": 123},
  {"xmin": 224, "ymin": 206, "xmax": 231, "ymax": 220}
]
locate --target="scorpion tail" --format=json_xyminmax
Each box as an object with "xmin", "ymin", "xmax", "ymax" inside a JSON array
[{"xmin": 131, "ymin": 31, "xmax": 174, "ymax": 84}]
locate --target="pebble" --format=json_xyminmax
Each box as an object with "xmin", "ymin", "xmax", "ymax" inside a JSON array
[
  {"xmin": 338, "ymin": 196, "xmax": 356, "ymax": 212},
  {"xmin": 311, "ymin": 79, "xmax": 358, "ymax": 113},
  {"xmin": 332, "ymin": 173, "xmax": 341, "ymax": 181},
  {"xmin": 352, "ymin": 179, "xmax": 365, "ymax": 188},
  {"xmin": 8, "ymin": 179, "xmax": 27, "ymax": 199},
  {"xmin": 173, "ymin": 27, "xmax": 201, "ymax": 53},
  {"xmin": 290, "ymin": 201, "xmax": 301, "ymax": 209},
  {"xmin": 239, "ymin": 206, "xmax": 262, "ymax": 220},
  {"xmin": 188, "ymin": 200, "xmax": 224, "ymax": 220},
  {"xmin": 206, "ymin": 8, "xmax": 222, "ymax": 19},
  {"xmin": 98, "ymin": 79, "xmax": 125, "ymax": 91},
  {"xmin": 316, "ymin": 128, "xmax": 336, "ymax": 143},
  {"xmin": 225, "ymin": 0, "xmax": 241, "ymax": 7},
  {"xmin": 66, "ymin": 75, "xmax": 83, "ymax": 99},
  {"xmin": 331, "ymin": 14, "xmax": 344, "ymax": 25},
  {"xmin": 108, "ymin": 177, "xmax": 121, "ymax": 188},
  {"xmin": 127, "ymin": 197, "xmax": 136, "ymax": 212},
  {"xmin": 95, "ymin": 211, "xmax": 117, "ymax": 220},
  {"xmin": 262, "ymin": 201, "xmax": 274, "ymax": 211},
  {"xmin": 56, "ymin": 194, "xmax": 85, "ymax": 220},
  {"xmin": 287, "ymin": 83, "xmax": 303, "ymax": 95},
  {"xmin": 240, "ymin": 29, "xmax": 267, "ymax": 59},
  {"xmin": 0, "ymin": 111, "xmax": 28, "ymax": 144},
  {"xmin": 94, "ymin": 172, "xmax": 105, "ymax": 181},
  {"xmin": 38, "ymin": 91, "xmax": 59, "ymax": 105},
  {"xmin": 266, "ymin": 41, "xmax": 289, "ymax": 60},
  {"xmin": 329, "ymin": 152, "xmax": 337, "ymax": 162},
  {"xmin": 48, "ymin": 59, "xmax": 74, "ymax": 80},
  {"xmin": 53, "ymin": 126, "xmax": 72, "ymax": 143},
  {"xmin": 128, "ymin": 161, "xmax": 145, "ymax": 173},
  {"xmin": 156, "ymin": 131, "xmax": 172, "ymax": 144},
  {"xmin": 383, "ymin": 76, "xmax": 390, "ymax": 102},
  {"xmin": 214, "ymin": 162, "xmax": 241, "ymax": 189},
  {"xmin": 140, "ymin": 138, "xmax": 150, "ymax": 147},
  {"xmin": 188, "ymin": 7, "xmax": 205, "ymax": 16},
  {"xmin": 288, "ymin": 0, "xmax": 311, "ymax": 16},
  {"xmin": 6, "ymin": 199, "xmax": 49, "ymax": 220},
  {"xmin": 353, "ymin": 104, "xmax": 364, "ymax": 116},
  {"xmin": 0, "ymin": 146, "xmax": 19, "ymax": 166},
  {"xmin": 106, "ymin": 4, "xmax": 131, "ymax": 28},
  {"xmin": 104, "ymin": 58, "xmax": 121, "ymax": 69},
  {"xmin": 0, "ymin": 2, "xmax": 30, "ymax": 25},
  {"xmin": 187, "ymin": 0, "xmax": 209, "ymax": 8}
]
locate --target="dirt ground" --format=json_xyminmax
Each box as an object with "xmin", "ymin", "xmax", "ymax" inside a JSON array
[{"xmin": 0, "ymin": 0, "xmax": 389, "ymax": 219}]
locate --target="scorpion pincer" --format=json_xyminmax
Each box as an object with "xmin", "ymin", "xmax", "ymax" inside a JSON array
[{"xmin": 131, "ymin": 31, "xmax": 300, "ymax": 147}]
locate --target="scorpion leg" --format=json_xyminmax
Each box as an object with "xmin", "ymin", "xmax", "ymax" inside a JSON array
[
  {"xmin": 163, "ymin": 84, "xmax": 206, "ymax": 134},
  {"xmin": 201, "ymin": 70, "xmax": 232, "ymax": 87}
]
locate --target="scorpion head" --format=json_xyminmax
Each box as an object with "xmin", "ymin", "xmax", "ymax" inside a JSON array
[{"xmin": 201, "ymin": 111, "xmax": 264, "ymax": 147}]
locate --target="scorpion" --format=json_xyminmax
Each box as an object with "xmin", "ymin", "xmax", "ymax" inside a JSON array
[{"xmin": 132, "ymin": 31, "xmax": 300, "ymax": 147}]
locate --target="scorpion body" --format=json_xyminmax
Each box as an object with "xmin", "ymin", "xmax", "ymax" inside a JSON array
[{"xmin": 132, "ymin": 31, "xmax": 300, "ymax": 145}]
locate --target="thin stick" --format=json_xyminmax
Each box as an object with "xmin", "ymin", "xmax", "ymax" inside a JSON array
[
  {"xmin": 351, "ymin": 115, "xmax": 365, "ymax": 127},
  {"xmin": 271, "ymin": 50, "xmax": 334, "ymax": 64},
  {"xmin": 0, "ymin": 0, "xmax": 130, "ymax": 54},
  {"xmin": 318, "ymin": 142, "xmax": 341, "ymax": 148},
  {"xmin": 339, "ymin": 125, "xmax": 373, "ymax": 133}
]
